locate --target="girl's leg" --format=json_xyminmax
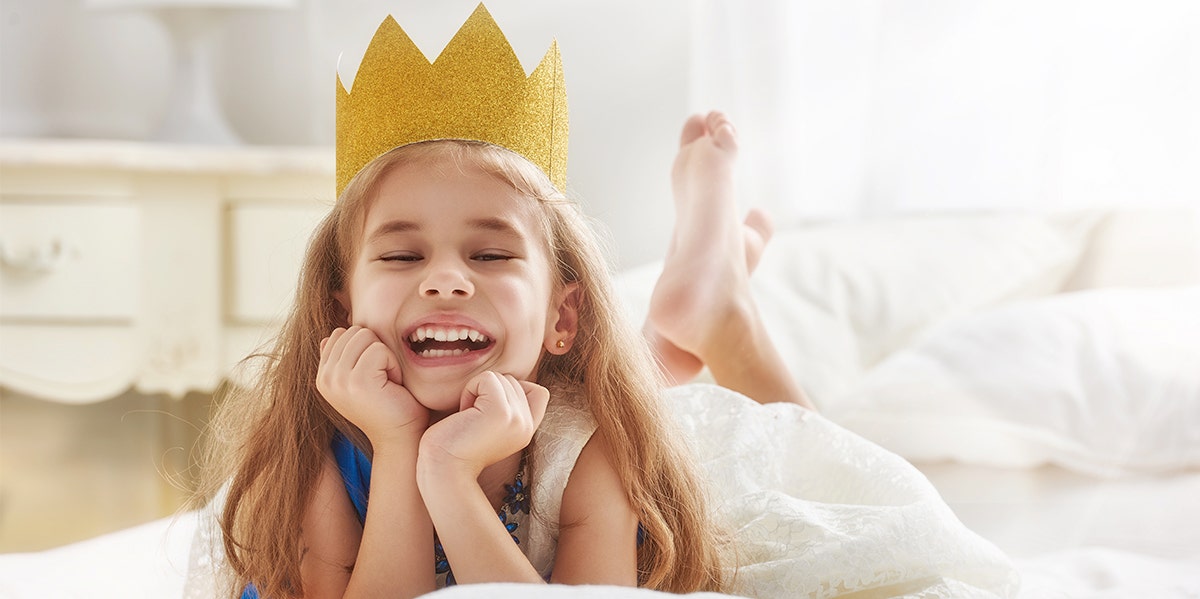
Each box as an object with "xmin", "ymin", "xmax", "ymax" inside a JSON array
[
  {"xmin": 645, "ymin": 112, "xmax": 813, "ymax": 409},
  {"xmin": 644, "ymin": 209, "xmax": 772, "ymax": 385}
]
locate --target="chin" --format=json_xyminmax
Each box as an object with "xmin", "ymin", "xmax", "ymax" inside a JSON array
[{"xmin": 409, "ymin": 382, "xmax": 462, "ymax": 414}]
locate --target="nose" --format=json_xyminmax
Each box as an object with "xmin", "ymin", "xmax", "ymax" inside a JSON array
[{"xmin": 418, "ymin": 257, "xmax": 474, "ymax": 298}]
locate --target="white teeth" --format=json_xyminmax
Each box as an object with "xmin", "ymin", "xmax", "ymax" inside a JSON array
[
  {"xmin": 409, "ymin": 326, "xmax": 490, "ymax": 345},
  {"xmin": 419, "ymin": 348, "xmax": 468, "ymax": 358}
]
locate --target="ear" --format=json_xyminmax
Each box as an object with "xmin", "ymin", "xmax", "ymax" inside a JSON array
[{"xmin": 544, "ymin": 282, "xmax": 581, "ymax": 354}]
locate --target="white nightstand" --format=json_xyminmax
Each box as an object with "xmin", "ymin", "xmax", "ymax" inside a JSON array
[{"xmin": 0, "ymin": 139, "xmax": 333, "ymax": 403}]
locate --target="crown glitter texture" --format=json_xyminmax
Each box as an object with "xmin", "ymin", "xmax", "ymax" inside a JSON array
[{"xmin": 336, "ymin": 4, "xmax": 568, "ymax": 195}]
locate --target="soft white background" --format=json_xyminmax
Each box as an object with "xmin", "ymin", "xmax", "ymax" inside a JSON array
[{"xmin": 2, "ymin": 0, "xmax": 1197, "ymax": 266}]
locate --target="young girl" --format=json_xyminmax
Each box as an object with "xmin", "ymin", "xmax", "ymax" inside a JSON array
[{"xmin": 196, "ymin": 101, "xmax": 810, "ymax": 597}]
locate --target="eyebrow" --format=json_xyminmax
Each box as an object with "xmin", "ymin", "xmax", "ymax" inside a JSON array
[
  {"xmin": 468, "ymin": 217, "xmax": 525, "ymax": 239},
  {"xmin": 366, "ymin": 217, "xmax": 526, "ymax": 243}
]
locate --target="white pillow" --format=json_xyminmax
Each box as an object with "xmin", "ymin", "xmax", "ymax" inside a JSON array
[
  {"xmin": 617, "ymin": 213, "xmax": 1091, "ymax": 406},
  {"xmin": 1061, "ymin": 209, "xmax": 1200, "ymax": 291},
  {"xmin": 828, "ymin": 287, "xmax": 1200, "ymax": 476}
]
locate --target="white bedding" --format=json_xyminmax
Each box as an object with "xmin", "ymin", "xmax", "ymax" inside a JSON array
[
  {"xmin": 831, "ymin": 286, "xmax": 1200, "ymax": 476},
  {"xmin": 3, "ymin": 210, "xmax": 1198, "ymax": 598},
  {"xmin": 1017, "ymin": 549, "xmax": 1200, "ymax": 599},
  {"xmin": 3, "ymin": 488, "xmax": 1197, "ymax": 599},
  {"xmin": 921, "ymin": 462, "xmax": 1200, "ymax": 599}
]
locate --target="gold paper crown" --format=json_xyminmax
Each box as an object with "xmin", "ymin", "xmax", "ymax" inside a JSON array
[{"xmin": 336, "ymin": 4, "xmax": 568, "ymax": 195}]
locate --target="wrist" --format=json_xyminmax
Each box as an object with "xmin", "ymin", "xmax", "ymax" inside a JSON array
[
  {"xmin": 369, "ymin": 426, "xmax": 425, "ymax": 458},
  {"xmin": 415, "ymin": 448, "xmax": 479, "ymax": 496}
]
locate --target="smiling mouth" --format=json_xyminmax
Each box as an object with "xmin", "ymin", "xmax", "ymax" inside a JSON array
[{"xmin": 407, "ymin": 326, "xmax": 493, "ymax": 358}]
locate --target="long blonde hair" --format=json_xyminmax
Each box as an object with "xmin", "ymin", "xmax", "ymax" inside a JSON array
[{"xmin": 197, "ymin": 140, "xmax": 726, "ymax": 597}]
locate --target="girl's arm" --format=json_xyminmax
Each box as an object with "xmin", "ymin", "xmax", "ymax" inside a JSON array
[
  {"xmin": 299, "ymin": 441, "xmax": 435, "ymax": 599},
  {"xmin": 347, "ymin": 437, "xmax": 434, "ymax": 596},
  {"xmin": 304, "ymin": 326, "xmax": 436, "ymax": 597},
  {"xmin": 419, "ymin": 428, "xmax": 639, "ymax": 586},
  {"xmin": 297, "ymin": 452, "xmax": 360, "ymax": 595},
  {"xmin": 548, "ymin": 430, "xmax": 639, "ymax": 585},
  {"xmin": 419, "ymin": 455, "xmax": 545, "ymax": 583},
  {"xmin": 416, "ymin": 371, "xmax": 550, "ymax": 584}
]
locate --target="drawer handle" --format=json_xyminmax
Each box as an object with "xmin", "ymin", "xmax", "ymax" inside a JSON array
[{"xmin": 0, "ymin": 238, "xmax": 68, "ymax": 274}]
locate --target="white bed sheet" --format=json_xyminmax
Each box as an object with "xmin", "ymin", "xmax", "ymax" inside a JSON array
[
  {"xmin": 0, "ymin": 510, "xmax": 195, "ymax": 598},
  {"xmin": 4, "ymin": 466, "xmax": 1198, "ymax": 599},
  {"xmin": 917, "ymin": 462, "xmax": 1200, "ymax": 598}
]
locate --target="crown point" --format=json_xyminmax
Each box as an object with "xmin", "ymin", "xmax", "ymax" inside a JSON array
[
  {"xmin": 436, "ymin": 3, "xmax": 523, "ymax": 76},
  {"xmin": 336, "ymin": 5, "xmax": 569, "ymax": 196}
]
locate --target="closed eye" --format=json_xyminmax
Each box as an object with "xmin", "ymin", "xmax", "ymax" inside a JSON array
[
  {"xmin": 473, "ymin": 253, "xmax": 514, "ymax": 262},
  {"xmin": 380, "ymin": 253, "xmax": 421, "ymax": 262}
]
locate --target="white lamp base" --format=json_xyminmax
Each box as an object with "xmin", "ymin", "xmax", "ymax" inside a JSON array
[{"xmin": 151, "ymin": 7, "xmax": 240, "ymax": 144}]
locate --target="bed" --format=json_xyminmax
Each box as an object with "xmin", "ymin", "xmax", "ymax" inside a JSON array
[{"xmin": 2, "ymin": 209, "xmax": 1197, "ymax": 598}]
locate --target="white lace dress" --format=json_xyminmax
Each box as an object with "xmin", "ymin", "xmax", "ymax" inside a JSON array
[{"xmin": 664, "ymin": 384, "xmax": 1018, "ymax": 598}]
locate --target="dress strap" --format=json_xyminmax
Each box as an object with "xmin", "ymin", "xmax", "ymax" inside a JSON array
[{"xmin": 523, "ymin": 396, "xmax": 598, "ymax": 577}]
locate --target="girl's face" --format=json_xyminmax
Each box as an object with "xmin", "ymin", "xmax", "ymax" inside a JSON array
[{"xmin": 341, "ymin": 157, "xmax": 570, "ymax": 415}]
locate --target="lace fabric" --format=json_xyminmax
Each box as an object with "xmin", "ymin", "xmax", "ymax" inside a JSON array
[
  {"xmin": 521, "ymin": 391, "xmax": 598, "ymax": 579},
  {"xmin": 664, "ymin": 384, "xmax": 1018, "ymax": 598}
]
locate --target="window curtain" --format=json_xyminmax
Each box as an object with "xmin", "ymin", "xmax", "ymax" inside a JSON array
[{"xmin": 689, "ymin": 0, "xmax": 1199, "ymax": 224}]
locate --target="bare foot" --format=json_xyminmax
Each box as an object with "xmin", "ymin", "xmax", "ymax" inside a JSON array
[
  {"xmin": 648, "ymin": 111, "xmax": 754, "ymax": 366},
  {"xmin": 646, "ymin": 112, "xmax": 812, "ymax": 408},
  {"xmin": 646, "ymin": 209, "xmax": 773, "ymax": 384}
]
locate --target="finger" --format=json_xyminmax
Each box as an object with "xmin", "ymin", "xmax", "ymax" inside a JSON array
[
  {"xmin": 502, "ymin": 375, "xmax": 533, "ymax": 434},
  {"xmin": 316, "ymin": 328, "xmax": 346, "ymax": 399},
  {"xmin": 518, "ymin": 380, "xmax": 550, "ymax": 428},
  {"xmin": 498, "ymin": 373, "xmax": 522, "ymax": 413},
  {"xmin": 320, "ymin": 327, "xmax": 346, "ymax": 364},
  {"xmin": 357, "ymin": 341, "xmax": 401, "ymax": 388},
  {"xmin": 461, "ymin": 370, "xmax": 501, "ymax": 412},
  {"xmin": 499, "ymin": 375, "xmax": 534, "ymax": 434},
  {"xmin": 343, "ymin": 327, "xmax": 382, "ymax": 371},
  {"xmin": 325, "ymin": 325, "xmax": 359, "ymax": 366},
  {"xmin": 383, "ymin": 349, "xmax": 405, "ymax": 385}
]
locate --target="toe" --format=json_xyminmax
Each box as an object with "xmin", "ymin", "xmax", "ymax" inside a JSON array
[
  {"xmin": 707, "ymin": 111, "xmax": 738, "ymax": 151},
  {"xmin": 742, "ymin": 209, "xmax": 773, "ymax": 273},
  {"xmin": 680, "ymin": 113, "xmax": 707, "ymax": 147},
  {"xmin": 743, "ymin": 208, "xmax": 775, "ymax": 243}
]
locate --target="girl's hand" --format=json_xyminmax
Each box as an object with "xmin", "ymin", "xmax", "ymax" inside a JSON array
[
  {"xmin": 418, "ymin": 371, "xmax": 549, "ymax": 476},
  {"xmin": 317, "ymin": 326, "xmax": 430, "ymax": 447}
]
